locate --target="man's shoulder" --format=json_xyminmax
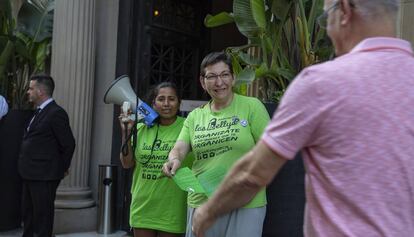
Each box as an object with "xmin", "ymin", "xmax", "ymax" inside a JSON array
[
  {"xmin": 293, "ymin": 61, "xmax": 335, "ymax": 87},
  {"xmin": 283, "ymin": 59, "xmax": 354, "ymax": 102},
  {"xmin": 42, "ymin": 102, "xmax": 70, "ymax": 121},
  {"xmin": 297, "ymin": 54, "xmax": 363, "ymax": 86},
  {"xmin": 47, "ymin": 101, "xmax": 67, "ymax": 112}
]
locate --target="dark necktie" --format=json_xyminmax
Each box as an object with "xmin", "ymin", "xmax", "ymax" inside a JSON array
[{"xmin": 27, "ymin": 108, "xmax": 41, "ymax": 131}]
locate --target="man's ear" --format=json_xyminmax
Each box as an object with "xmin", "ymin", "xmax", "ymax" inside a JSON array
[
  {"xmin": 36, "ymin": 87, "xmax": 44, "ymax": 96},
  {"xmin": 340, "ymin": 0, "xmax": 353, "ymax": 26}
]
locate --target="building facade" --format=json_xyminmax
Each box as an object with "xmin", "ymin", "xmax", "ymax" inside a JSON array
[{"xmin": 49, "ymin": 0, "xmax": 414, "ymax": 233}]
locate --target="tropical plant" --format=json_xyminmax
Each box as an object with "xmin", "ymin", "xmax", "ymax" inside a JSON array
[
  {"xmin": 0, "ymin": 0, "xmax": 54, "ymax": 109},
  {"xmin": 205, "ymin": 0, "xmax": 333, "ymax": 102}
]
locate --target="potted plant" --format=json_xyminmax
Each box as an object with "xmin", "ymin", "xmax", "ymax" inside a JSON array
[
  {"xmin": 0, "ymin": 0, "xmax": 54, "ymax": 230},
  {"xmin": 204, "ymin": 1, "xmax": 333, "ymax": 236}
]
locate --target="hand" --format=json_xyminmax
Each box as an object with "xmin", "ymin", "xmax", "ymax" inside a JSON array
[
  {"xmin": 192, "ymin": 205, "xmax": 216, "ymax": 237},
  {"xmin": 64, "ymin": 169, "xmax": 70, "ymax": 177},
  {"xmin": 162, "ymin": 158, "xmax": 181, "ymax": 177},
  {"xmin": 118, "ymin": 110, "xmax": 134, "ymax": 132}
]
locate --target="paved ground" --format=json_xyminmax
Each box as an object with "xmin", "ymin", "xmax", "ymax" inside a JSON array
[
  {"xmin": 0, "ymin": 228, "xmax": 128, "ymax": 237},
  {"xmin": 0, "ymin": 228, "xmax": 21, "ymax": 237}
]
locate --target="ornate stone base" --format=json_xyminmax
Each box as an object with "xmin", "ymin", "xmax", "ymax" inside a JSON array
[
  {"xmin": 54, "ymin": 187, "xmax": 97, "ymax": 233},
  {"xmin": 54, "ymin": 207, "xmax": 97, "ymax": 234},
  {"xmin": 55, "ymin": 187, "xmax": 95, "ymax": 209}
]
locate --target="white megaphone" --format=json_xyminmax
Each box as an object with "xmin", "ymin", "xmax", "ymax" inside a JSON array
[{"xmin": 103, "ymin": 75, "xmax": 158, "ymax": 127}]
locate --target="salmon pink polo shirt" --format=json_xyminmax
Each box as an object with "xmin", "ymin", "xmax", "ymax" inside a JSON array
[{"xmin": 262, "ymin": 37, "xmax": 414, "ymax": 237}]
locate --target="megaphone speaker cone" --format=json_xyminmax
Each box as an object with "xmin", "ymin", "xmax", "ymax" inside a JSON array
[{"xmin": 103, "ymin": 75, "xmax": 137, "ymax": 113}]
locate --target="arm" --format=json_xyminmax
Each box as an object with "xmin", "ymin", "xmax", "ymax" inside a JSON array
[
  {"xmin": 0, "ymin": 95, "xmax": 8, "ymax": 119},
  {"xmin": 162, "ymin": 140, "xmax": 191, "ymax": 177},
  {"xmin": 52, "ymin": 109, "xmax": 76, "ymax": 173},
  {"xmin": 119, "ymin": 113, "xmax": 136, "ymax": 169},
  {"xmin": 192, "ymin": 140, "xmax": 287, "ymax": 237}
]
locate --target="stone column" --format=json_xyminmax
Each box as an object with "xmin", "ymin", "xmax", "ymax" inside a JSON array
[
  {"xmin": 398, "ymin": 0, "xmax": 414, "ymax": 45},
  {"xmin": 50, "ymin": 0, "xmax": 96, "ymax": 233}
]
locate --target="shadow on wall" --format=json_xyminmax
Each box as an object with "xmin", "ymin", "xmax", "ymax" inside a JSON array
[{"xmin": 262, "ymin": 103, "xmax": 306, "ymax": 237}]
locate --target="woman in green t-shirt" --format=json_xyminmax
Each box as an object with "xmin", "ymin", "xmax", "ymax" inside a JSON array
[
  {"xmin": 119, "ymin": 82, "xmax": 192, "ymax": 237},
  {"xmin": 163, "ymin": 52, "xmax": 270, "ymax": 237}
]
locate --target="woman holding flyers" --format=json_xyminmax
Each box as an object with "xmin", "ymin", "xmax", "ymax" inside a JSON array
[
  {"xmin": 120, "ymin": 82, "xmax": 193, "ymax": 237},
  {"xmin": 163, "ymin": 52, "xmax": 270, "ymax": 237}
]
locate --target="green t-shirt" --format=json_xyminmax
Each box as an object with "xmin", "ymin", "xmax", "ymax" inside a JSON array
[
  {"xmin": 178, "ymin": 94, "xmax": 270, "ymax": 208},
  {"xmin": 130, "ymin": 116, "xmax": 193, "ymax": 233}
]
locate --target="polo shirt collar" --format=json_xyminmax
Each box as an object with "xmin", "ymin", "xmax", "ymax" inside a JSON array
[{"xmin": 350, "ymin": 37, "xmax": 413, "ymax": 55}]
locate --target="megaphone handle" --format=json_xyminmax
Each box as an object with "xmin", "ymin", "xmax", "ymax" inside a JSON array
[{"xmin": 121, "ymin": 124, "xmax": 130, "ymax": 156}]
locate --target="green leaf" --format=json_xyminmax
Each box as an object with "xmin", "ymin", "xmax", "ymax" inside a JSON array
[
  {"xmin": 249, "ymin": 36, "xmax": 262, "ymax": 45},
  {"xmin": 0, "ymin": 36, "xmax": 7, "ymax": 50},
  {"xmin": 0, "ymin": 40, "xmax": 14, "ymax": 79},
  {"xmin": 204, "ymin": 12, "xmax": 234, "ymax": 28},
  {"xmin": 250, "ymin": 0, "xmax": 266, "ymax": 29},
  {"xmin": 0, "ymin": 0, "xmax": 12, "ymax": 23},
  {"xmin": 233, "ymin": 0, "xmax": 261, "ymax": 38},
  {"xmin": 227, "ymin": 44, "xmax": 259, "ymax": 53},
  {"xmin": 238, "ymin": 51, "xmax": 262, "ymax": 66},
  {"xmin": 271, "ymin": 0, "xmax": 292, "ymax": 22},
  {"xmin": 34, "ymin": 39, "xmax": 50, "ymax": 71},
  {"xmin": 268, "ymin": 67, "xmax": 295, "ymax": 81},
  {"xmin": 229, "ymin": 53, "xmax": 243, "ymax": 75},
  {"xmin": 255, "ymin": 62, "xmax": 269, "ymax": 78},
  {"xmin": 15, "ymin": 37, "xmax": 30, "ymax": 60},
  {"xmin": 29, "ymin": 0, "xmax": 48, "ymax": 12},
  {"xmin": 17, "ymin": 0, "xmax": 54, "ymax": 42},
  {"xmin": 264, "ymin": 36, "xmax": 274, "ymax": 54},
  {"xmin": 235, "ymin": 67, "xmax": 255, "ymax": 86},
  {"xmin": 298, "ymin": 0, "xmax": 310, "ymax": 52},
  {"xmin": 16, "ymin": 31, "xmax": 30, "ymax": 45},
  {"xmin": 46, "ymin": 1, "xmax": 55, "ymax": 12},
  {"xmin": 308, "ymin": 0, "xmax": 324, "ymax": 36}
]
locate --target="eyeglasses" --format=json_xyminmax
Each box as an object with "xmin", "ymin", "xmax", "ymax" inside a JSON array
[
  {"xmin": 317, "ymin": 1, "xmax": 340, "ymax": 29},
  {"xmin": 204, "ymin": 71, "xmax": 233, "ymax": 81},
  {"xmin": 317, "ymin": 1, "xmax": 356, "ymax": 29}
]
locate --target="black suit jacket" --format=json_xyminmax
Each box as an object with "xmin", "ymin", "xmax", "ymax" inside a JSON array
[{"xmin": 18, "ymin": 101, "xmax": 76, "ymax": 180}]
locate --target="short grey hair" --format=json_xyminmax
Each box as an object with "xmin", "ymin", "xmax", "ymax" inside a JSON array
[{"xmin": 354, "ymin": 0, "xmax": 400, "ymax": 19}]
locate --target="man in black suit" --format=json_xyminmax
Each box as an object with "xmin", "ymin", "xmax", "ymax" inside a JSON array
[{"xmin": 19, "ymin": 74, "xmax": 76, "ymax": 237}]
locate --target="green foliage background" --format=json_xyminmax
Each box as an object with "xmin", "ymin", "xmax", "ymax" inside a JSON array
[
  {"xmin": 205, "ymin": 0, "xmax": 333, "ymax": 102},
  {"xmin": 0, "ymin": 0, "xmax": 54, "ymax": 109}
]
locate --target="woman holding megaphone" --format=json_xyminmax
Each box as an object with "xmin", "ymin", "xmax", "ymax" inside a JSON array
[{"xmin": 119, "ymin": 82, "xmax": 193, "ymax": 237}]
